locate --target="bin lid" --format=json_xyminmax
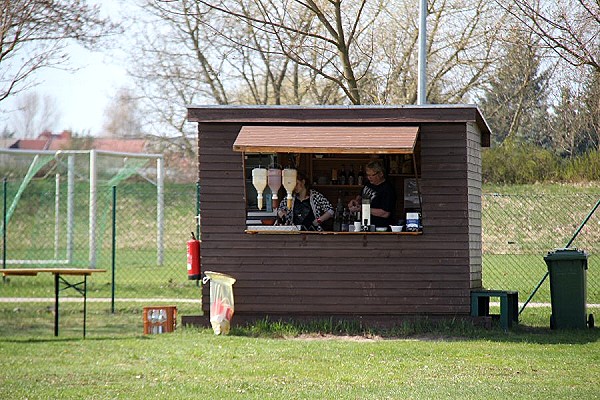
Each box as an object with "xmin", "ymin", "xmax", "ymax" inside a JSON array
[
  {"xmin": 204, "ymin": 271, "xmax": 236, "ymax": 285},
  {"xmin": 543, "ymin": 248, "xmax": 588, "ymax": 261}
]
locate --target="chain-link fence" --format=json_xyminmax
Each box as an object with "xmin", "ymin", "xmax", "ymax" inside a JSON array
[
  {"xmin": 1, "ymin": 146, "xmax": 201, "ymax": 301},
  {"xmin": 2, "ymin": 175, "xmax": 599, "ymax": 305},
  {"xmin": 482, "ymin": 192, "xmax": 599, "ymax": 305}
]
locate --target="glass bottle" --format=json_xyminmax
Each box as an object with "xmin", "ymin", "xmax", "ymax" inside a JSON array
[
  {"xmin": 357, "ymin": 166, "xmax": 364, "ymax": 186},
  {"xmin": 333, "ymin": 196, "xmax": 343, "ymax": 232},
  {"xmin": 348, "ymin": 165, "xmax": 355, "ymax": 185}
]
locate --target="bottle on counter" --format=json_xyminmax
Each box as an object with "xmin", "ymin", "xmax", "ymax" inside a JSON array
[
  {"xmin": 342, "ymin": 207, "xmax": 350, "ymax": 232},
  {"xmin": 333, "ymin": 196, "xmax": 344, "ymax": 232}
]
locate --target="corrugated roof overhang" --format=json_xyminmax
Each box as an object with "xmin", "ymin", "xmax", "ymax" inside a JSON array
[{"xmin": 233, "ymin": 126, "xmax": 419, "ymax": 154}]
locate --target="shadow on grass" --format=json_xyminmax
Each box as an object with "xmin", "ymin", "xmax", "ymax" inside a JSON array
[
  {"xmin": 0, "ymin": 335, "xmax": 148, "ymax": 344},
  {"xmin": 226, "ymin": 316, "xmax": 599, "ymax": 345}
]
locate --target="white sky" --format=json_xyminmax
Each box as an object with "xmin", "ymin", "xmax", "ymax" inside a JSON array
[{"xmin": 1, "ymin": 0, "xmax": 133, "ymax": 137}]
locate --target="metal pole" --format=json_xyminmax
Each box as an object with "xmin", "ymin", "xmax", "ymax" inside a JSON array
[
  {"xmin": 2, "ymin": 177, "xmax": 6, "ymax": 279},
  {"xmin": 157, "ymin": 157, "xmax": 164, "ymax": 266},
  {"xmin": 111, "ymin": 185, "xmax": 116, "ymax": 314},
  {"xmin": 54, "ymin": 273, "xmax": 59, "ymax": 337},
  {"xmin": 196, "ymin": 180, "xmax": 201, "ymax": 288},
  {"xmin": 89, "ymin": 150, "xmax": 97, "ymax": 269},
  {"xmin": 417, "ymin": 0, "xmax": 427, "ymax": 105},
  {"xmin": 83, "ymin": 275, "xmax": 87, "ymax": 338},
  {"xmin": 54, "ymin": 174, "xmax": 60, "ymax": 260},
  {"xmin": 67, "ymin": 155, "xmax": 74, "ymax": 264},
  {"xmin": 196, "ymin": 180, "xmax": 201, "ymax": 241}
]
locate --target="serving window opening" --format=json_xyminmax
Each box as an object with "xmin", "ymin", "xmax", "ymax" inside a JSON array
[{"xmin": 234, "ymin": 126, "xmax": 422, "ymax": 234}]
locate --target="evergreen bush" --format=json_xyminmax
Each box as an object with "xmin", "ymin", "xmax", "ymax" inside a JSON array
[
  {"xmin": 563, "ymin": 150, "xmax": 600, "ymax": 182},
  {"xmin": 482, "ymin": 140, "xmax": 561, "ymax": 183}
]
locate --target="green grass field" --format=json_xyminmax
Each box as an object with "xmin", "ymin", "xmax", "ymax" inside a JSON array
[{"xmin": 0, "ymin": 303, "xmax": 598, "ymax": 399}]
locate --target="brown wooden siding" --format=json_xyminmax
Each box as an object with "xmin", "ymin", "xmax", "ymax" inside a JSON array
[
  {"xmin": 197, "ymin": 125, "xmax": 471, "ymax": 317},
  {"xmin": 466, "ymin": 121, "xmax": 483, "ymax": 288},
  {"xmin": 190, "ymin": 106, "xmax": 489, "ymax": 321}
]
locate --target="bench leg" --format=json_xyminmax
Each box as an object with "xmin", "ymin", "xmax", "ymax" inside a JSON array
[
  {"xmin": 499, "ymin": 295, "xmax": 509, "ymax": 331},
  {"xmin": 508, "ymin": 293, "xmax": 519, "ymax": 325},
  {"xmin": 471, "ymin": 295, "xmax": 490, "ymax": 317}
]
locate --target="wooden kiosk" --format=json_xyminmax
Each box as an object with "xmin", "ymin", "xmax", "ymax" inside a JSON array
[{"xmin": 185, "ymin": 105, "xmax": 491, "ymax": 327}]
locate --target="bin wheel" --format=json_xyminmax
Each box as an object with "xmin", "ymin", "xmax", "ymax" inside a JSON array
[
  {"xmin": 550, "ymin": 314, "xmax": 555, "ymax": 330},
  {"xmin": 588, "ymin": 314, "xmax": 594, "ymax": 329}
]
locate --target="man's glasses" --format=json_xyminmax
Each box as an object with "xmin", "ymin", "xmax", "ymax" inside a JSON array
[{"xmin": 366, "ymin": 172, "xmax": 380, "ymax": 178}]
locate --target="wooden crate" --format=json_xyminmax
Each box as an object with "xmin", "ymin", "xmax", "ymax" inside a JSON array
[{"xmin": 143, "ymin": 306, "xmax": 177, "ymax": 334}]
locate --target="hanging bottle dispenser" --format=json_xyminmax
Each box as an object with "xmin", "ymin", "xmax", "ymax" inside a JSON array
[
  {"xmin": 267, "ymin": 167, "xmax": 282, "ymax": 209},
  {"xmin": 252, "ymin": 167, "xmax": 267, "ymax": 210},
  {"xmin": 282, "ymin": 168, "xmax": 297, "ymax": 209}
]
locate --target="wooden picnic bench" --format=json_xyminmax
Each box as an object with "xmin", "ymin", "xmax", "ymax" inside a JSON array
[{"xmin": 1, "ymin": 268, "xmax": 106, "ymax": 338}]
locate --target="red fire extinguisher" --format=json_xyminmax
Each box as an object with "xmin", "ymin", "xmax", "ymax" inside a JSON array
[{"xmin": 187, "ymin": 232, "xmax": 201, "ymax": 280}]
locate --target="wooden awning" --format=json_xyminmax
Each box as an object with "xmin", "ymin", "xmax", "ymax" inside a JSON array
[{"xmin": 233, "ymin": 126, "xmax": 419, "ymax": 154}]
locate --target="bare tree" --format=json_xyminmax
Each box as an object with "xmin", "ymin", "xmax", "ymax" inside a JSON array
[
  {"xmin": 582, "ymin": 70, "xmax": 600, "ymax": 150},
  {"xmin": 0, "ymin": 0, "xmax": 121, "ymax": 102},
  {"xmin": 102, "ymin": 87, "xmax": 143, "ymax": 138},
  {"xmin": 130, "ymin": 0, "xmax": 324, "ymax": 156},
  {"xmin": 188, "ymin": 0, "xmax": 512, "ymax": 105},
  {"xmin": 478, "ymin": 26, "xmax": 553, "ymax": 147},
  {"xmin": 499, "ymin": 0, "xmax": 599, "ymax": 71},
  {"xmin": 551, "ymin": 69, "xmax": 600, "ymax": 155},
  {"xmin": 126, "ymin": 0, "xmax": 513, "ymax": 162},
  {"xmin": 11, "ymin": 92, "xmax": 61, "ymax": 138}
]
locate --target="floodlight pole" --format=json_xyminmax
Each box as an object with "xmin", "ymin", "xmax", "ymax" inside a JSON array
[{"xmin": 417, "ymin": 0, "xmax": 427, "ymax": 105}]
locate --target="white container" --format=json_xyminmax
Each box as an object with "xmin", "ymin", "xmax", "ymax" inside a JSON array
[
  {"xmin": 361, "ymin": 198, "xmax": 371, "ymax": 227},
  {"xmin": 390, "ymin": 225, "xmax": 403, "ymax": 232},
  {"xmin": 252, "ymin": 168, "xmax": 267, "ymax": 210},
  {"xmin": 282, "ymin": 168, "xmax": 297, "ymax": 209},
  {"xmin": 267, "ymin": 168, "xmax": 282, "ymax": 208}
]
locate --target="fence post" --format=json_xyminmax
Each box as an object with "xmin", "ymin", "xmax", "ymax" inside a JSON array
[
  {"xmin": 2, "ymin": 177, "xmax": 6, "ymax": 280},
  {"xmin": 111, "ymin": 185, "xmax": 117, "ymax": 314},
  {"xmin": 157, "ymin": 157, "xmax": 164, "ymax": 266}
]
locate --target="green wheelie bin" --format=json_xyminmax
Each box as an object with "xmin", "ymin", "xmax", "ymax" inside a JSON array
[{"xmin": 543, "ymin": 248, "xmax": 594, "ymax": 329}]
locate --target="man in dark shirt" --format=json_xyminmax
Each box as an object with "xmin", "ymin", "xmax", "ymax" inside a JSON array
[{"xmin": 348, "ymin": 160, "xmax": 396, "ymax": 227}]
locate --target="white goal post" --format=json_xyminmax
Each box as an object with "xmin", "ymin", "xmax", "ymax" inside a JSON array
[{"xmin": 0, "ymin": 148, "xmax": 164, "ymax": 268}]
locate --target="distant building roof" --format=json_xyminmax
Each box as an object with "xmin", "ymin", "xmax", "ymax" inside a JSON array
[
  {"xmin": 12, "ymin": 139, "xmax": 48, "ymax": 150},
  {"xmin": 5, "ymin": 130, "xmax": 148, "ymax": 154},
  {"xmin": 91, "ymin": 138, "xmax": 147, "ymax": 153}
]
